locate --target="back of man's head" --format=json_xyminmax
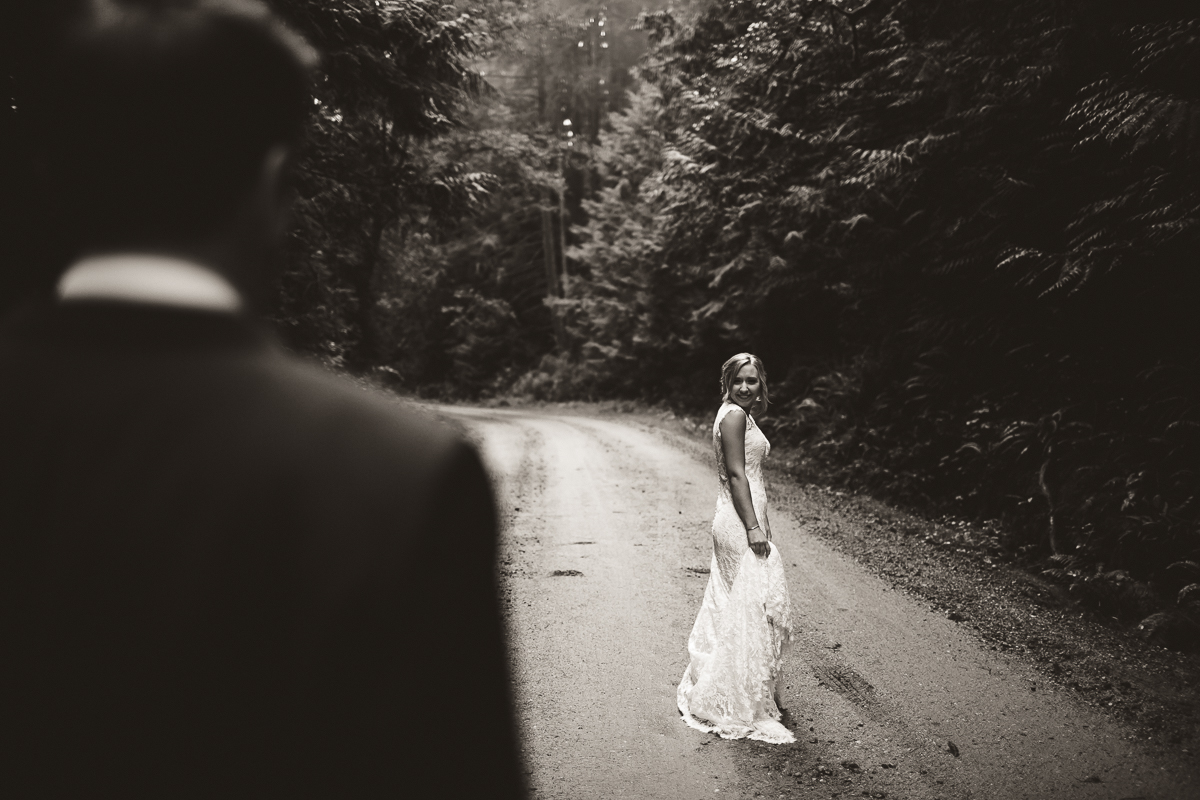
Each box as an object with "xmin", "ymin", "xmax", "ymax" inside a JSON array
[{"xmin": 41, "ymin": 0, "xmax": 316, "ymax": 252}]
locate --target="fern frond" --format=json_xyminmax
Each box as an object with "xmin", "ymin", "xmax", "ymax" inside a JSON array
[{"xmin": 1129, "ymin": 20, "xmax": 1200, "ymax": 79}]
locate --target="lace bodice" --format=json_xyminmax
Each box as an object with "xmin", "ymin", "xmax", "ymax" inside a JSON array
[
  {"xmin": 712, "ymin": 402, "xmax": 770, "ymax": 488},
  {"xmin": 711, "ymin": 402, "xmax": 770, "ymax": 589}
]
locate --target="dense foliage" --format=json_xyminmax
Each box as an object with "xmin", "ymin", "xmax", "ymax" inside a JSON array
[
  {"xmin": 267, "ymin": 0, "xmax": 488, "ymax": 370},
  {"xmin": 533, "ymin": 0, "xmax": 1200, "ymax": 640},
  {"xmin": 350, "ymin": 0, "xmax": 666, "ymax": 395}
]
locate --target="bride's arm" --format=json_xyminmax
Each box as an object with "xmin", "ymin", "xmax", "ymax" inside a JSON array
[{"xmin": 720, "ymin": 409, "xmax": 769, "ymax": 557}]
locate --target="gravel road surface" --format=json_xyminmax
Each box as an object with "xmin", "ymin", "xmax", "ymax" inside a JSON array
[{"xmin": 437, "ymin": 404, "xmax": 1195, "ymax": 800}]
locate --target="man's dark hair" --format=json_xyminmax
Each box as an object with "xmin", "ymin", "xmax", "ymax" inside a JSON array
[{"xmin": 40, "ymin": 0, "xmax": 316, "ymax": 250}]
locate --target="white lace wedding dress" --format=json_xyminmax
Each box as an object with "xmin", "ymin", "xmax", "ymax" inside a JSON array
[{"xmin": 677, "ymin": 401, "xmax": 795, "ymax": 744}]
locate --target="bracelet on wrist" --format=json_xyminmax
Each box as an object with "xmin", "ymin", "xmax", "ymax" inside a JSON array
[{"xmin": 747, "ymin": 524, "xmax": 761, "ymax": 532}]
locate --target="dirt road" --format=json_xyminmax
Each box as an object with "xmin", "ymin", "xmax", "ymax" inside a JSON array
[{"xmin": 436, "ymin": 404, "xmax": 1195, "ymax": 799}]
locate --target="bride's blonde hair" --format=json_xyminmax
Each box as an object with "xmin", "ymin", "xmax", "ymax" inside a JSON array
[{"xmin": 720, "ymin": 353, "xmax": 770, "ymax": 415}]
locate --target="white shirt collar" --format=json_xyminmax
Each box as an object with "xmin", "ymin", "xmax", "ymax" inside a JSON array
[{"xmin": 57, "ymin": 254, "xmax": 244, "ymax": 313}]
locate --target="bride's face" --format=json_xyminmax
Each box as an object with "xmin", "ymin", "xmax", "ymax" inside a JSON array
[{"xmin": 730, "ymin": 364, "xmax": 761, "ymax": 411}]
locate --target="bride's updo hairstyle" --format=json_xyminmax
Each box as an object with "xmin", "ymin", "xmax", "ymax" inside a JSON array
[{"xmin": 720, "ymin": 352, "xmax": 770, "ymax": 415}]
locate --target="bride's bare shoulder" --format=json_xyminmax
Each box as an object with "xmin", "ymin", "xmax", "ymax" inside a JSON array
[{"xmin": 717, "ymin": 403, "xmax": 747, "ymax": 432}]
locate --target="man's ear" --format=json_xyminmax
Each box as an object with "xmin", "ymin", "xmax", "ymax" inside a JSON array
[
  {"xmin": 249, "ymin": 143, "xmax": 292, "ymax": 240},
  {"xmin": 226, "ymin": 143, "xmax": 292, "ymax": 309},
  {"xmin": 259, "ymin": 144, "xmax": 290, "ymax": 205}
]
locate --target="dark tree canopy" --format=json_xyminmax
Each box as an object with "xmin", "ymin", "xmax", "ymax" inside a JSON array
[{"xmin": 534, "ymin": 0, "xmax": 1200, "ymax": 629}]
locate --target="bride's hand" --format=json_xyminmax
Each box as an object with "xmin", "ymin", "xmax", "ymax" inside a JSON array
[{"xmin": 747, "ymin": 525, "xmax": 769, "ymax": 557}]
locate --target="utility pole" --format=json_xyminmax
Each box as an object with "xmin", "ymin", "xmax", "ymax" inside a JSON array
[
  {"xmin": 598, "ymin": 7, "xmax": 609, "ymax": 143},
  {"xmin": 537, "ymin": 32, "xmax": 559, "ymax": 299},
  {"xmin": 559, "ymin": 147, "xmax": 569, "ymax": 294},
  {"xmin": 536, "ymin": 25, "xmax": 569, "ymax": 352},
  {"xmin": 536, "ymin": 33, "xmax": 566, "ymax": 350}
]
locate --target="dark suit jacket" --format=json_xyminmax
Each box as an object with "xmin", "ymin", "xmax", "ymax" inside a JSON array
[{"xmin": 0, "ymin": 301, "xmax": 524, "ymax": 798}]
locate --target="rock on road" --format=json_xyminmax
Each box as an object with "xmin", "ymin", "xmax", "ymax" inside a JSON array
[{"xmin": 436, "ymin": 404, "xmax": 1195, "ymax": 800}]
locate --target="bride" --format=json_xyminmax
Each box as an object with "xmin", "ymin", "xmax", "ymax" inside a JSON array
[{"xmin": 677, "ymin": 353, "xmax": 794, "ymax": 744}]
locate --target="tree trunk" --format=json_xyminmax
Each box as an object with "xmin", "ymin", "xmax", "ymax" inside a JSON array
[
  {"xmin": 558, "ymin": 153, "xmax": 569, "ymax": 295},
  {"xmin": 349, "ymin": 210, "xmax": 388, "ymax": 370},
  {"xmin": 541, "ymin": 197, "xmax": 559, "ymax": 299},
  {"xmin": 541, "ymin": 192, "xmax": 566, "ymax": 350}
]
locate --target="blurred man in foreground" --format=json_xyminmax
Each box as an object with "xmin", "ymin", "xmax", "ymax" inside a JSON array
[{"xmin": 0, "ymin": 2, "xmax": 524, "ymax": 796}]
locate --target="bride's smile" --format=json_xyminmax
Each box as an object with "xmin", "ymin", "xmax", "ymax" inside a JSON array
[{"xmin": 731, "ymin": 364, "xmax": 761, "ymax": 411}]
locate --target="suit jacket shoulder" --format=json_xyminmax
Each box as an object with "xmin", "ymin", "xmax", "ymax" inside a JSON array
[{"xmin": 0, "ymin": 303, "xmax": 523, "ymax": 798}]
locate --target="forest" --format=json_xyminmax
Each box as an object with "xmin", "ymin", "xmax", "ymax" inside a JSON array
[{"xmin": 3, "ymin": 0, "xmax": 1199, "ymax": 649}]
